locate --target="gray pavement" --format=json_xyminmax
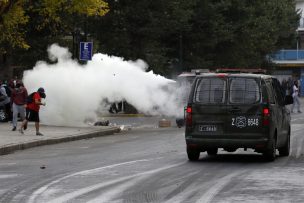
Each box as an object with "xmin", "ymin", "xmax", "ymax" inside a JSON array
[
  {"xmin": 0, "ymin": 122, "xmax": 120, "ymax": 156},
  {"xmin": 0, "ymin": 115, "xmax": 176, "ymax": 156}
]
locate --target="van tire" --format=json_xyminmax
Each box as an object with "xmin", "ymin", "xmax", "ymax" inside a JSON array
[
  {"xmin": 263, "ymin": 137, "xmax": 276, "ymax": 161},
  {"xmin": 279, "ymin": 130, "xmax": 290, "ymax": 156},
  {"xmin": 187, "ymin": 149, "xmax": 200, "ymax": 161},
  {"xmin": 207, "ymin": 148, "xmax": 218, "ymax": 156}
]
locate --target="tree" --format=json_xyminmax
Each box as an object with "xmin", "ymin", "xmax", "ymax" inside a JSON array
[
  {"xmin": 185, "ymin": 0, "xmax": 300, "ymax": 69},
  {"xmin": 92, "ymin": 0, "xmax": 299, "ymax": 74},
  {"xmin": 0, "ymin": 0, "xmax": 29, "ymax": 53},
  {"xmin": 1, "ymin": 0, "xmax": 300, "ymax": 78},
  {"xmin": 0, "ymin": 0, "xmax": 109, "ymax": 78},
  {"xmin": 90, "ymin": 0, "xmax": 195, "ymax": 75}
]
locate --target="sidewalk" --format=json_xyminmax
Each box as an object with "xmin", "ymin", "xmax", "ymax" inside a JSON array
[
  {"xmin": 0, "ymin": 122, "xmax": 120, "ymax": 156},
  {"xmin": 288, "ymin": 97, "xmax": 304, "ymax": 113}
]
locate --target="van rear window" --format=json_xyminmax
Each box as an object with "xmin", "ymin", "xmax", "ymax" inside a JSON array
[
  {"xmin": 194, "ymin": 78, "xmax": 227, "ymax": 104},
  {"xmin": 229, "ymin": 78, "xmax": 260, "ymax": 104}
]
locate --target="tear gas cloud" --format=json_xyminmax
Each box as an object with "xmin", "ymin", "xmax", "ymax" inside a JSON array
[{"xmin": 23, "ymin": 44, "xmax": 188, "ymax": 126}]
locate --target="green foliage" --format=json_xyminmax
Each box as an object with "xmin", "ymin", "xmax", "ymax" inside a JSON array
[
  {"xmin": 90, "ymin": 0, "xmax": 196, "ymax": 75},
  {"xmin": 28, "ymin": 0, "xmax": 109, "ymax": 32},
  {"xmin": 70, "ymin": 0, "xmax": 109, "ymax": 16},
  {"xmin": 185, "ymin": 0, "xmax": 299, "ymax": 68},
  {"xmin": 1, "ymin": 0, "xmax": 300, "ymax": 75},
  {"xmin": 91, "ymin": 0, "xmax": 299, "ymax": 74},
  {"xmin": 0, "ymin": 0, "xmax": 109, "ymax": 71},
  {"xmin": 0, "ymin": 0, "xmax": 29, "ymax": 52},
  {"xmin": 0, "ymin": 0, "xmax": 109, "ymax": 55}
]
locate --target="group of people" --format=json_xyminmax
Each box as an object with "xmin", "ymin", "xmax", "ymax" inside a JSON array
[
  {"xmin": 281, "ymin": 78, "xmax": 302, "ymax": 113},
  {"xmin": 0, "ymin": 79, "xmax": 46, "ymax": 136}
]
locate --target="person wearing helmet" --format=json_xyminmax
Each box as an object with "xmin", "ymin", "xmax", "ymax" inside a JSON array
[{"xmin": 19, "ymin": 87, "xmax": 46, "ymax": 136}]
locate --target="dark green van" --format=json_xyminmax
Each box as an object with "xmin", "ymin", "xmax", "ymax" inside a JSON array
[{"xmin": 185, "ymin": 73, "xmax": 293, "ymax": 161}]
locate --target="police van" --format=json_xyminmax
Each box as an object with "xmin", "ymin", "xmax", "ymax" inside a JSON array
[{"xmin": 185, "ymin": 73, "xmax": 293, "ymax": 161}]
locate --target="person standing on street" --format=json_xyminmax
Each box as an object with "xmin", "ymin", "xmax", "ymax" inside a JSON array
[
  {"xmin": 0, "ymin": 80, "xmax": 11, "ymax": 121},
  {"xmin": 291, "ymin": 80, "xmax": 302, "ymax": 113},
  {"xmin": 11, "ymin": 81, "xmax": 28, "ymax": 131},
  {"xmin": 20, "ymin": 87, "xmax": 46, "ymax": 135}
]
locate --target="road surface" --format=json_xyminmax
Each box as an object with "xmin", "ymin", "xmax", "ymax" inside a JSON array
[{"xmin": 1, "ymin": 114, "xmax": 304, "ymax": 202}]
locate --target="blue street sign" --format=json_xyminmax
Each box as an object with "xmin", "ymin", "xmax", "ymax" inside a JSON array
[{"xmin": 79, "ymin": 42, "xmax": 93, "ymax": 61}]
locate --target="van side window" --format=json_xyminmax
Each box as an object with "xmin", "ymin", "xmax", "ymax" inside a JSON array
[
  {"xmin": 194, "ymin": 78, "xmax": 226, "ymax": 104},
  {"xmin": 265, "ymin": 80, "xmax": 275, "ymax": 104},
  {"xmin": 261, "ymin": 80, "xmax": 269, "ymax": 103},
  {"xmin": 272, "ymin": 78, "xmax": 284, "ymax": 106},
  {"xmin": 229, "ymin": 78, "xmax": 260, "ymax": 104}
]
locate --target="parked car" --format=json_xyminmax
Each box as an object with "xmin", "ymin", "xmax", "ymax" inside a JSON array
[{"xmin": 185, "ymin": 73, "xmax": 293, "ymax": 161}]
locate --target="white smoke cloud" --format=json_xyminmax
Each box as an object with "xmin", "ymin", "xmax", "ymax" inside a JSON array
[{"xmin": 22, "ymin": 44, "xmax": 186, "ymax": 126}]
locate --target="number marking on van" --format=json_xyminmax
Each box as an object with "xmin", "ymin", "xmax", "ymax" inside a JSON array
[
  {"xmin": 231, "ymin": 117, "xmax": 259, "ymax": 128},
  {"xmin": 234, "ymin": 116, "xmax": 247, "ymax": 128},
  {"xmin": 248, "ymin": 118, "xmax": 259, "ymax": 126},
  {"xmin": 199, "ymin": 125, "xmax": 217, "ymax": 132}
]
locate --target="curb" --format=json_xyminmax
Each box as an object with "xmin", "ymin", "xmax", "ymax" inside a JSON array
[{"xmin": 0, "ymin": 127, "xmax": 121, "ymax": 156}]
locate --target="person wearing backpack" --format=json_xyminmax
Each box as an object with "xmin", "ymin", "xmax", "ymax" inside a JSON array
[
  {"xmin": 19, "ymin": 87, "xmax": 46, "ymax": 136},
  {"xmin": 11, "ymin": 81, "xmax": 28, "ymax": 131}
]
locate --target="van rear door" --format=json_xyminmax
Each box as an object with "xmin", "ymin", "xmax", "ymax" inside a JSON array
[
  {"xmin": 226, "ymin": 76, "xmax": 264, "ymax": 135},
  {"xmin": 190, "ymin": 76, "xmax": 227, "ymax": 137}
]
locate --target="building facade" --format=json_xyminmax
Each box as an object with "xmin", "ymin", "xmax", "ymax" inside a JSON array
[{"xmin": 270, "ymin": 0, "xmax": 304, "ymax": 95}]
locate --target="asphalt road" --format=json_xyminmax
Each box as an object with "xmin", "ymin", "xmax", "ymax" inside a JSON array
[{"xmin": 1, "ymin": 116, "xmax": 304, "ymax": 203}]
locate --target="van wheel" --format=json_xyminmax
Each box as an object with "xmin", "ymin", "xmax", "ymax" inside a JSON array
[
  {"xmin": 207, "ymin": 148, "xmax": 218, "ymax": 156},
  {"xmin": 279, "ymin": 131, "xmax": 290, "ymax": 156},
  {"xmin": 263, "ymin": 137, "xmax": 276, "ymax": 161},
  {"xmin": 187, "ymin": 149, "xmax": 200, "ymax": 161}
]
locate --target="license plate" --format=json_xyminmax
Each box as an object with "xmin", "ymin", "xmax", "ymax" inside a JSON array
[{"xmin": 199, "ymin": 125, "xmax": 217, "ymax": 132}]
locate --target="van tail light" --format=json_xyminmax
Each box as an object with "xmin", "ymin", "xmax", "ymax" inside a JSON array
[
  {"xmin": 217, "ymin": 73, "xmax": 227, "ymax": 78},
  {"xmin": 262, "ymin": 108, "xmax": 270, "ymax": 126},
  {"xmin": 185, "ymin": 106, "xmax": 192, "ymax": 127}
]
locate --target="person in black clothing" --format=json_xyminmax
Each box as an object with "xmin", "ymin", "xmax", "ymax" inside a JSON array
[{"xmin": 281, "ymin": 79, "xmax": 288, "ymax": 97}]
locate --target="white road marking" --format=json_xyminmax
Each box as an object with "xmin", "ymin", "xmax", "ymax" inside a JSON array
[
  {"xmin": 164, "ymin": 180, "xmax": 201, "ymax": 203},
  {"xmin": 79, "ymin": 146, "xmax": 89, "ymax": 149},
  {"xmin": 0, "ymin": 174, "xmax": 19, "ymax": 179},
  {"xmin": 83, "ymin": 163, "xmax": 185, "ymax": 203},
  {"xmin": 195, "ymin": 171, "xmax": 242, "ymax": 203},
  {"xmin": 42, "ymin": 163, "xmax": 185, "ymax": 203},
  {"xmin": 0, "ymin": 162, "xmax": 17, "ymax": 166},
  {"xmin": 27, "ymin": 158, "xmax": 162, "ymax": 203},
  {"xmin": 295, "ymin": 136, "xmax": 304, "ymax": 158},
  {"xmin": 46, "ymin": 175, "xmax": 136, "ymax": 203},
  {"xmin": 291, "ymin": 124, "xmax": 304, "ymax": 158},
  {"xmin": 291, "ymin": 124, "xmax": 304, "ymax": 132},
  {"xmin": 222, "ymin": 167, "xmax": 304, "ymax": 202}
]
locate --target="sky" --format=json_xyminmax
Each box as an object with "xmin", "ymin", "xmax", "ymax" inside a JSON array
[{"xmin": 22, "ymin": 44, "xmax": 187, "ymax": 126}]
